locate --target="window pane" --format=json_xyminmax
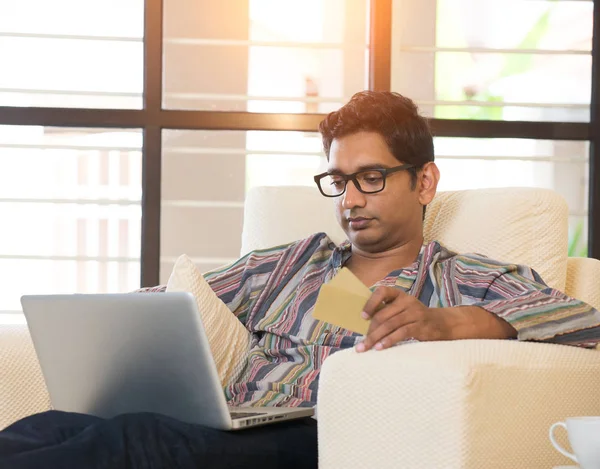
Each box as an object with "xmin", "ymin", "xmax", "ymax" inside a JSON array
[
  {"xmin": 398, "ymin": 0, "xmax": 593, "ymax": 51},
  {"xmin": 249, "ymin": 1, "xmax": 350, "ymax": 43},
  {"xmin": 434, "ymin": 137, "xmax": 589, "ymax": 255},
  {"xmin": 0, "ymin": 0, "xmax": 144, "ymax": 109},
  {"xmin": 0, "ymin": 126, "xmax": 143, "ymax": 311},
  {"xmin": 392, "ymin": 0, "xmax": 593, "ymax": 121},
  {"xmin": 161, "ymin": 129, "xmax": 325, "ymax": 282},
  {"xmin": 163, "ymin": 0, "xmax": 369, "ymax": 112}
]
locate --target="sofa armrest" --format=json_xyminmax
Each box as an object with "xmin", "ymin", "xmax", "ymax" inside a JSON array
[
  {"xmin": 0, "ymin": 323, "xmax": 51, "ymax": 430},
  {"xmin": 565, "ymin": 257, "xmax": 600, "ymax": 311},
  {"xmin": 317, "ymin": 340, "xmax": 600, "ymax": 469}
]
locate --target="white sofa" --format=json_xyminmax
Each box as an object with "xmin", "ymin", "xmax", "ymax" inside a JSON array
[{"xmin": 2, "ymin": 186, "xmax": 600, "ymax": 469}]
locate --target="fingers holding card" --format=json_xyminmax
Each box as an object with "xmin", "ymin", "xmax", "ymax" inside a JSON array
[{"xmin": 311, "ymin": 268, "xmax": 371, "ymax": 335}]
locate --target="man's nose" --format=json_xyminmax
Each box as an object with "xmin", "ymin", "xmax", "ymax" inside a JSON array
[{"xmin": 341, "ymin": 180, "xmax": 366, "ymax": 209}]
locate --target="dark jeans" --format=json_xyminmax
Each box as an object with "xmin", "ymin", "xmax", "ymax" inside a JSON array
[{"xmin": 0, "ymin": 411, "xmax": 318, "ymax": 469}]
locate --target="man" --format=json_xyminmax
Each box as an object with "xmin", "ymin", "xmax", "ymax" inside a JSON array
[{"xmin": 1, "ymin": 91, "xmax": 599, "ymax": 469}]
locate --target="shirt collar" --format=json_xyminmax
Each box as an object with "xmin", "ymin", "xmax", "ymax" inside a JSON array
[
  {"xmin": 331, "ymin": 239, "xmax": 352, "ymax": 269},
  {"xmin": 330, "ymin": 239, "xmax": 432, "ymax": 289}
]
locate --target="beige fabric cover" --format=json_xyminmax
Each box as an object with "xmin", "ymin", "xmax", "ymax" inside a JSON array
[
  {"xmin": 166, "ymin": 254, "xmax": 250, "ymax": 387},
  {"xmin": 423, "ymin": 188, "xmax": 568, "ymax": 290},
  {"xmin": 241, "ymin": 185, "xmax": 347, "ymax": 253},
  {"xmin": 242, "ymin": 186, "xmax": 568, "ymax": 290},
  {"xmin": 566, "ymin": 257, "xmax": 600, "ymax": 311},
  {"xmin": 318, "ymin": 340, "xmax": 600, "ymax": 469},
  {"xmin": 0, "ymin": 323, "xmax": 51, "ymax": 430}
]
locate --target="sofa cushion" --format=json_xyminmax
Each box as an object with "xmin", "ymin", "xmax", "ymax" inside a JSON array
[
  {"xmin": 0, "ymin": 323, "xmax": 51, "ymax": 430},
  {"xmin": 166, "ymin": 255, "xmax": 250, "ymax": 387},
  {"xmin": 565, "ymin": 257, "xmax": 600, "ymax": 311},
  {"xmin": 423, "ymin": 188, "xmax": 568, "ymax": 291}
]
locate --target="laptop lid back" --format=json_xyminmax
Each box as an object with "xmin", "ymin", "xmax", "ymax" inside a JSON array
[{"xmin": 21, "ymin": 293, "xmax": 232, "ymax": 430}]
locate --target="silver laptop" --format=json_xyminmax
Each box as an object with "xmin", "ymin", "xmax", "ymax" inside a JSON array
[{"xmin": 21, "ymin": 292, "xmax": 314, "ymax": 430}]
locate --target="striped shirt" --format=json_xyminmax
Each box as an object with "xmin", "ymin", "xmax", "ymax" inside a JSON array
[{"xmin": 144, "ymin": 232, "xmax": 600, "ymax": 408}]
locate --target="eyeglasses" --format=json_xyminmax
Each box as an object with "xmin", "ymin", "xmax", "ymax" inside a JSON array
[{"xmin": 313, "ymin": 164, "xmax": 416, "ymax": 197}]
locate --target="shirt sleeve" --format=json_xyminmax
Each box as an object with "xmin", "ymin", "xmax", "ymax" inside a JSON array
[
  {"xmin": 455, "ymin": 256, "xmax": 600, "ymax": 346},
  {"xmin": 201, "ymin": 243, "xmax": 291, "ymax": 325},
  {"xmin": 133, "ymin": 243, "xmax": 293, "ymax": 326}
]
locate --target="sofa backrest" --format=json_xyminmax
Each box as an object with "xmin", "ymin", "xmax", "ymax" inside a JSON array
[{"xmin": 242, "ymin": 186, "xmax": 568, "ymax": 290}]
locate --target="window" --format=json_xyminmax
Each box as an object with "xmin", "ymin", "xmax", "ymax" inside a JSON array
[
  {"xmin": 392, "ymin": 0, "xmax": 595, "ymax": 255},
  {"xmin": 0, "ymin": 126, "xmax": 142, "ymax": 312},
  {"xmin": 392, "ymin": 0, "xmax": 593, "ymax": 122},
  {"xmin": 163, "ymin": 0, "xmax": 370, "ymax": 112},
  {"xmin": 0, "ymin": 0, "xmax": 597, "ymax": 320},
  {"xmin": 161, "ymin": 129, "xmax": 325, "ymax": 282},
  {"xmin": 0, "ymin": 0, "xmax": 144, "ymax": 109},
  {"xmin": 434, "ymin": 137, "xmax": 589, "ymax": 255}
]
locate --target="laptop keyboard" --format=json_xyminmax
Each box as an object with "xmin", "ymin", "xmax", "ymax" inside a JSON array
[{"xmin": 230, "ymin": 411, "xmax": 267, "ymax": 420}]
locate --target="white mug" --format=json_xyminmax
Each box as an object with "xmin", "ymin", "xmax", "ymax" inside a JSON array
[{"xmin": 549, "ymin": 417, "xmax": 600, "ymax": 469}]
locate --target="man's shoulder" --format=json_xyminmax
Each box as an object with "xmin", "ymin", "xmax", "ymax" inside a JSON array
[
  {"xmin": 429, "ymin": 240, "xmax": 547, "ymax": 284},
  {"xmin": 245, "ymin": 232, "xmax": 337, "ymax": 264},
  {"xmin": 428, "ymin": 240, "xmax": 516, "ymax": 272},
  {"xmin": 258, "ymin": 232, "xmax": 336, "ymax": 253}
]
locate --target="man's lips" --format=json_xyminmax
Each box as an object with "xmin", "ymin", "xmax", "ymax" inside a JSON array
[{"xmin": 347, "ymin": 217, "xmax": 373, "ymax": 229}]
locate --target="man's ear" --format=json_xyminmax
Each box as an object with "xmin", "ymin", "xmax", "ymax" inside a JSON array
[{"xmin": 418, "ymin": 162, "xmax": 440, "ymax": 206}]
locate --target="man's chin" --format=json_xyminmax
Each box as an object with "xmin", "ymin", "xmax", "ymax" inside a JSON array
[{"xmin": 347, "ymin": 229, "xmax": 380, "ymax": 248}]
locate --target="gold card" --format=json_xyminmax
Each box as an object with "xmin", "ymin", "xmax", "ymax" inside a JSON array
[{"xmin": 312, "ymin": 268, "xmax": 372, "ymax": 335}]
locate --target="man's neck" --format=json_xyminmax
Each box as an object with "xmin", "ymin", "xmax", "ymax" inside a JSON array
[{"xmin": 345, "ymin": 237, "xmax": 424, "ymax": 288}]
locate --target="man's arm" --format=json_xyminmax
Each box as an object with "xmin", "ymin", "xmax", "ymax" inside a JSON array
[
  {"xmin": 357, "ymin": 259, "xmax": 600, "ymax": 352},
  {"xmin": 442, "ymin": 305, "xmax": 518, "ymax": 340},
  {"xmin": 201, "ymin": 245, "xmax": 289, "ymax": 324},
  {"xmin": 135, "ymin": 243, "xmax": 293, "ymax": 325},
  {"xmin": 465, "ymin": 263, "xmax": 600, "ymax": 346},
  {"xmin": 357, "ymin": 290, "xmax": 518, "ymax": 352}
]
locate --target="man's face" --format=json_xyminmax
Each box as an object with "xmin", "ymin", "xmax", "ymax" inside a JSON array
[{"xmin": 327, "ymin": 131, "xmax": 437, "ymax": 253}]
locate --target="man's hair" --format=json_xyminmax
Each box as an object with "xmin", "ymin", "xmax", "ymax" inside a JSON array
[{"xmin": 319, "ymin": 91, "xmax": 434, "ymax": 190}]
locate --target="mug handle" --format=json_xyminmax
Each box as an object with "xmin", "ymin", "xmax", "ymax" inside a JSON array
[{"xmin": 549, "ymin": 422, "xmax": 578, "ymax": 463}]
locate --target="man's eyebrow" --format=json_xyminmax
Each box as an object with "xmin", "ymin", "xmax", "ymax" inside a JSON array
[{"xmin": 327, "ymin": 164, "xmax": 390, "ymax": 174}]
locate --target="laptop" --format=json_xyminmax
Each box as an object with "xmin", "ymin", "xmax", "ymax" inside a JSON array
[{"xmin": 20, "ymin": 292, "xmax": 314, "ymax": 430}]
